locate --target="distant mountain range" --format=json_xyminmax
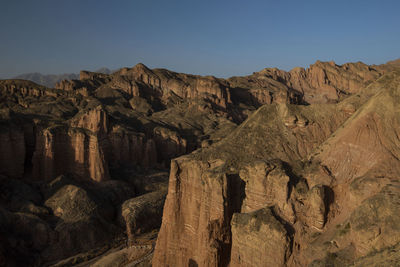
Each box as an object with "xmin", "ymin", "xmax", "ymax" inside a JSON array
[{"xmin": 13, "ymin": 68, "xmax": 112, "ymax": 88}]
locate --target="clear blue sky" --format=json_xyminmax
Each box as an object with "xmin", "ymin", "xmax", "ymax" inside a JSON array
[{"xmin": 0, "ymin": 0, "xmax": 399, "ymax": 78}]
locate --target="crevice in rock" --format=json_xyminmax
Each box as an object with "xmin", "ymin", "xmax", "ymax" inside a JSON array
[
  {"xmin": 282, "ymin": 161, "xmax": 302, "ymax": 201},
  {"xmin": 227, "ymin": 173, "xmax": 246, "ymax": 213},
  {"xmin": 23, "ymin": 124, "xmax": 36, "ymax": 178},
  {"xmin": 222, "ymin": 173, "xmax": 246, "ymax": 267},
  {"xmin": 270, "ymin": 205, "xmax": 295, "ymax": 262},
  {"xmin": 322, "ymin": 185, "xmax": 335, "ymax": 224},
  {"xmin": 188, "ymin": 258, "xmax": 198, "ymax": 267}
]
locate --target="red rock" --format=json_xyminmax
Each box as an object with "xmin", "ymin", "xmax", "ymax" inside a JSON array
[
  {"xmin": 153, "ymin": 158, "xmax": 243, "ymax": 267},
  {"xmin": 230, "ymin": 208, "xmax": 291, "ymax": 267},
  {"xmin": 32, "ymin": 127, "xmax": 110, "ymax": 182}
]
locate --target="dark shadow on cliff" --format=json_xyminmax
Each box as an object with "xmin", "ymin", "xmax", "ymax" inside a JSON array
[
  {"xmin": 281, "ymin": 161, "xmax": 303, "ymax": 201},
  {"xmin": 188, "ymin": 258, "xmax": 198, "ymax": 267},
  {"xmin": 323, "ymin": 185, "xmax": 335, "ymax": 223},
  {"xmin": 221, "ymin": 173, "xmax": 246, "ymax": 267}
]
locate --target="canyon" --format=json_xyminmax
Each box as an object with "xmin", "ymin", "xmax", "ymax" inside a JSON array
[{"xmin": 0, "ymin": 59, "xmax": 399, "ymax": 266}]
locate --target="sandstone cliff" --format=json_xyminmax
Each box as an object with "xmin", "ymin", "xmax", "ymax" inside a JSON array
[
  {"xmin": 153, "ymin": 69, "xmax": 400, "ymax": 266},
  {"xmin": 1, "ymin": 60, "xmax": 399, "ymax": 266},
  {"xmin": 228, "ymin": 60, "xmax": 382, "ymax": 105}
]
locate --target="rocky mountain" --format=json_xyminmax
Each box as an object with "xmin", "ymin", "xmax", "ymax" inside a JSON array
[
  {"xmin": 0, "ymin": 59, "xmax": 399, "ymax": 266},
  {"xmin": 13, "ymin": 72, "xmax": 79, "ymax": 88},
  {"xmin": 13, "ymin": 68, "xmax": 112, "ymax": 88}
]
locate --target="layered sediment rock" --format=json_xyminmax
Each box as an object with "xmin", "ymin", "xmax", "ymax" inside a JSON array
[
  {"xmin": 286, "ymin": 61, "xmax": 381, "ymax": 103},
  {"xmin": 70, "ymin": 105, "xmax": 109, "ymax": 134},
  {"xmin": 153, "ymin": 127, "xmax": 187, "ymax": 166},
  {"xmin": 32, "ymin": 127, "xmax": 110, "ymax": 182},
  {"xmin": 26, "ymin": 104, "xmax": 188, "ymax": 181},
  {"xmin": 1, "ymin": 60, "xmax": 399, "ymax": 266},
  {"xmin": 239, "ymin": 160, "xmax": 295, "ymax": 224},
  {"xmin": 119, "ymin": 63, "xmax": 232, "ymax": 109},
  {"xmin": 108, "ymin": 125, "xmax": 188, "ymax": 170},
  {"xmin": 107, "ymin": 75, "xmax": 141, "ymax": 97},
  {"xmin": 230, "ymin": 208, "xmax": 291, "ymax": 267},
  {"xmin": 0, "ymin": 80, "xmax": 61, "ymax": 98},
  {"xmin": 153, "ymin": 101, "xmax": 351, "ymax": 266},
  {"xmin": 153, "ymin": 158, "xmax": 243, "ymax": 267},
  {"xmin": 154, "ymin": 70, "xmax": 400, "ymax": 266},
  {"xmin": 229, "ymin": 60, "xmax": 382, "ymax": 105}
]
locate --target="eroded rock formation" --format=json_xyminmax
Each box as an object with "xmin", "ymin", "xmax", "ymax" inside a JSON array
[
  {"xmin": 153, "ymin": 67, "xmax": 400, "ymax": 266},
  {"xmin": 0, "ymin": 59, "xmax": 399, "ymax": 266}
]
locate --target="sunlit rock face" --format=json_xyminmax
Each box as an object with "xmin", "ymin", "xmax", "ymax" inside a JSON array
[{"xmin": 0, "ymin": 60, "xmax": 400, "ymax": 266}]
